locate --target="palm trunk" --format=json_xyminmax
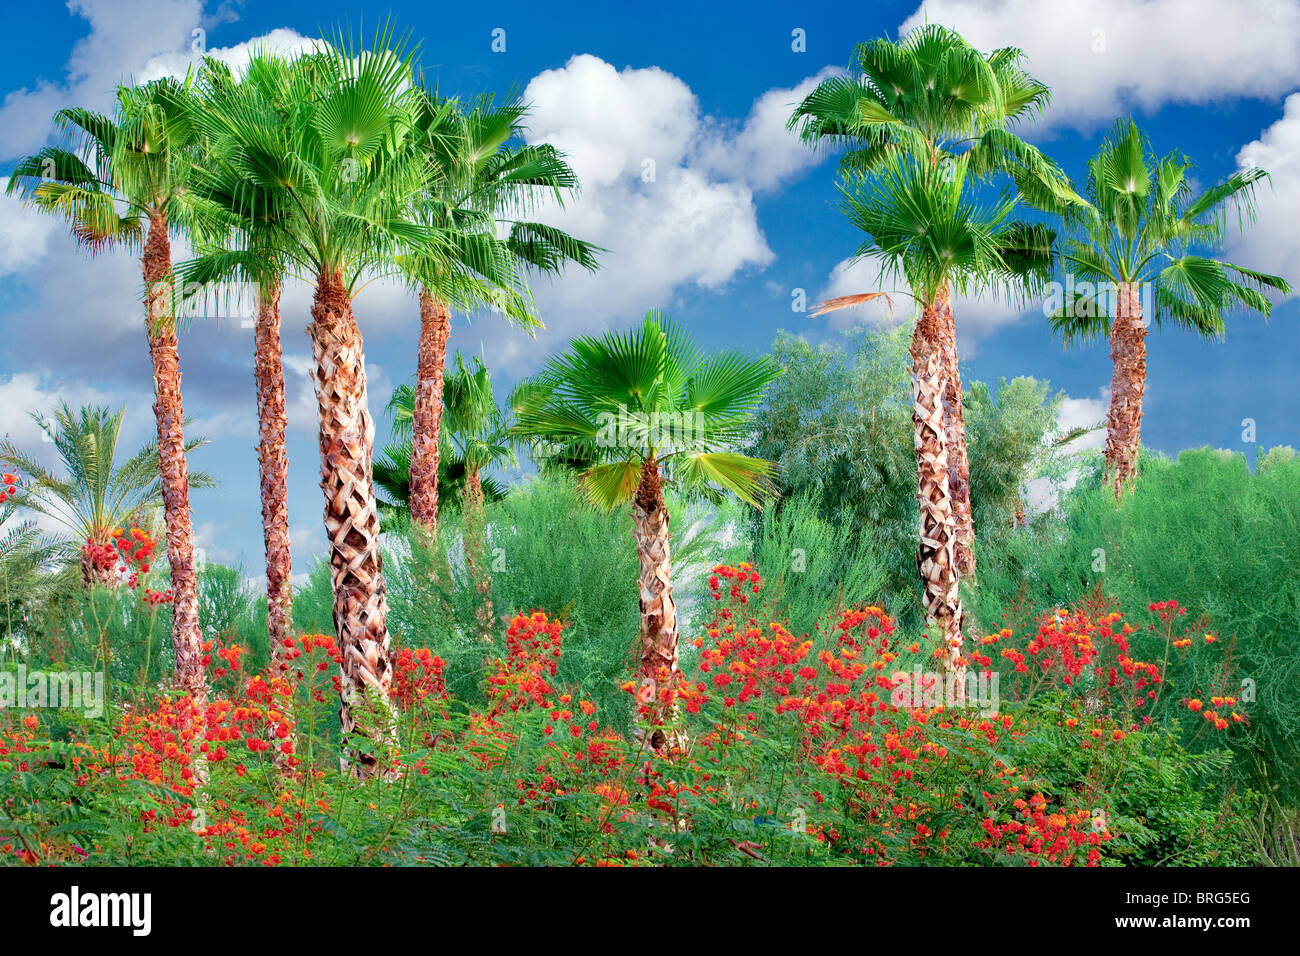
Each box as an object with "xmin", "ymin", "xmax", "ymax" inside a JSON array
[
  {"xmin": 632, "ymin": 455, "xmax": 678, "ymax": 752},
  {"xmin": 409, "ymin": 288, "xmax": 451, "ymax": 532},
  {"xmin": 911, "ymin": 299, "xmax": 965, "ymax": 699},
  {"xmin": 937, "ymin": 286, "xmax": 975, "ymax": 581},
  {"xmin": 253, "ymin": 279, "xmax": 293, "ymax": 661},
  {"xmin": 79, "ymin": 546, "xmax": 119, "ymax": 590},
  {"xmin": 142, "ymin": 210, "xmax": 206, "ymax": 716},
  {"xmin": 462, "ymin": 469, "xmax": 496, "ymax": 643},
  {"xmin": 1104, "ymin": 282, "xmax": 1146, "ymax": 498},
  {"xmin": 308, "ymin": 269, "xmax": 397, "ymax": 780}
]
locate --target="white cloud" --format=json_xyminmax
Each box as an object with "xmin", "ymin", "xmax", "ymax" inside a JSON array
[
  {"xmin": 1022, "ymin": 389, "xmax": 1108, "ymax": 514},
  {"xmin": 1232, "ymin": 92, "xmax": 1300, "ymax": 297},
  {"xmin": 506, "ymin": 55, "xmax": 835, "ymax": 370},
  {"xmin": 900, "ymin": 0, "xmax": 1300, "ymax": 132},
  {"xmin": 0, "ymin": 0, "xmax": 312, "ymax": 162},
  {"xmin": 0, "ymin": 0, "xmax": 204, "ymax": 159},
  {"xmin": 0, "ymin": 179, "xmax": 57, "ymax": 276},
  {"xmin": 697, "ymin": 66, "xmax": 843, "ymax": 193},
  {"xmin": 138, "ymin": 27, "xmax": 320, "ymax": 83}
]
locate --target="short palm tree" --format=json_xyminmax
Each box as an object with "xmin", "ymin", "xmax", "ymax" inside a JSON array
[
  {"xmin": 399, "ymin": 89, "xmax": 599, "ymax": 535},
  {"xmin": 511, "ymin": 311, "xmax": 780, "ymax": 749},
  {"xmin": 790, "ymin": 23, "xmax": 1081, "ymax": 578},
  {"xmin": 386, "ymin": 357, "xmax": 514, "ymax": 640},
  {"xmin": 6, "ymin": 77, "xmax": 211, "ymax": 705},
  {"xmin": 836, "ymin": 153, "xmax": 1052, "ymax": 683},
  {"xmin": 0, "ymin": 403, "xmax": 212, "ymax": 588},
  {"xmin": 1050, "ymin": 119, "xmax": 1290, "ymax": 496},
  {"xmin": 182, "ymin": 31, "xmax": 445, "ymax": 777},
  {"xmin": 0, "ymin": 494, "xmax": 60, "ymax": 642}
]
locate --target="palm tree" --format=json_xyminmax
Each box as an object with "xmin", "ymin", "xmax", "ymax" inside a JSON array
[
  {"xmin": 790, "ymin": 23, "xmax": 1080, "ymax": 579},
  {"xmin": 178, "ymin": 54, "xmax": 312, "ymax": 660},
  {"xmin": 385, "ymin": 358, "xmax": 514, "ymax": 641},
  {"xmin": 399, "ymin": 89, "xmax": 599, "ymax": 535},
  {"xmin": 1049, "ymin": 119, "xmax": 1290, "ymax": 497},
  {"xmin": 0, "ymin": 403, "xmax": 212, "ymax": 588},
  {"xmin": 0, "ymin": 482, "xmax": 60, "ymax": 643},
  {"xmin": 436, "ymin": 354, "xmax": 514, "ymax": 641},
  {"xmin": 6, "ymin": 77, "xmax": 211, "ymax": 705},
  {"xmin": 833, "ymin": 153, "xmax": 1052, "ymax": 687},
  {"xmin": 181, "ymin": 31, "xmax": 454, "ymax": 778},
  {"xmin": 511, "ymin": 311, "xmax": 780, "ymax": 749}
]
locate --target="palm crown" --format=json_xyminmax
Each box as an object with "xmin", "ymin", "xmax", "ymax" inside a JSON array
[
  {"xmin": 511, "ymin": 311, "xmax": 781, "ymax": 509},
  {"xmin": 1050, "ymin": 118, "xmax": 1291, "ymax": 344},
  {"xmin": 837, "ymin": 153, "xmax": 1055, "ymax": 309},
  {"xmin": 181, "ymin": 29, "xmax": 436, "ymax": 292},
  {"xmin": 401, "ymin": 88, "xmax": 600, "ymax": 323},
  {"xmin": 0, "ymin": 403, "xmax": 213, "ymax": 558},
  {"xmin": 789, "ymin": 23, "xmax": 1080, "ymax": 212},
  {"xmin": 6, "ymin": 75, "xmax": 203, "ymax": 254}
]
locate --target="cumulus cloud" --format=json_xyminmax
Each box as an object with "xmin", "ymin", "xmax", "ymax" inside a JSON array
[
  {"xmin": 1231, "ymin": 92, "xmax": 1300, "ymax": 298},
  {"xmin": 501, "ymin": 55, "xmax": 832, "ymax": 370},
  {"xmin": 0, "ymin": 179, "xmax": 58, "ymax": 276},
  {"xmin": 0, "ymin": 0, "xmax": 313, "ymax": 162},
  {"xmin": 0, "ymin": 0, "xmax": 204, "ymax": 160},
  {"xmin": 1022, "ymin": 389, "xmax": 1108, "ymax": 515},
  {"xmin": 899, "ymin": 0, "xmax": 1300, "ymax": 132},
  {"xmin": 138, "ymin": 26, "xmax": 320, "ymax": 83},
  {"xmin": 0, "ymin": 371, "xmax": 143, "ymax": 455}
]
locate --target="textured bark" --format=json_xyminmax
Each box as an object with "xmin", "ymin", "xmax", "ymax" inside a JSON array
[
  {"xmin": 633, "ymin": 456, "xmax": 679, "ymax": 751},
  {"xmin": 308, "ymin": 269, "xmax": 398, "ymax": 780},
  {"xmin": 1105, "ymin": 283, "xmax": 1146, "ymax": 499},
  {"xmin": 911, "ymin": 301, "xmax": 966, "ymax": 696},
  {"xmin": 937, "ymin": 286, "xmax": 976, "ymax": 581},
  {"xmin": 142, "ymin": 210, "xmax": 206, "ymax": 718},
  {"xmin": 409, "ymin": 289, "xmax": 451, "ymax": 532},
  {"xmin": 80, "ymin": 549, "xmax": 119, "ymax": 590},
  {"xmin": 462, "ymin": 469, "xmax": 496, "ymax": 644},
  {"xmin": 253, "ymin": 279, "xmax": 293, "ymax": 661}
]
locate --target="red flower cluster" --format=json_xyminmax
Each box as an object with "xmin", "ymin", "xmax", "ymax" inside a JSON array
[{"xmin": 1, "ymin": 470, "xmax": 19, "ymax": 503}]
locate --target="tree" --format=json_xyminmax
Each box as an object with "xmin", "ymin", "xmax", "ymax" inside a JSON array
[
  {"xmin": 0, "ymin": 403, "xmax": 212, "ymax": 589},
  {"xmin": 179, "ymin": 53, "xmax": 310, "ymax": 659},
  {"xmin": 1048, "ymin": 119, "xmax": 1290, "ymax": 497},
  {"xmin": 385, "ymin": 356, "xmax": 514, "ymax": 641},
  {"xmin": 182, "ymin": 31, "xmax": 446, "ymax": 778},
  {"xmin": 399, "ymin": 90, "xmax": 598, "ymax": 535},
  {"xmin": 0, "ymin": 476, "xmax": 59, "ymax": 643},
  {"xmin": 7, "ymin": 77, "xmax": 211, "ymax": 706},
  {"xmin": 833, "ymin": 153, "xmax": 1052, "ymax": 688},
  {"xmin": 511, "ymin": 311, "xmax": 779, "ymax": 749},
  {"xmin": 789, "ymin": 23, "xmax": 1080, "ymax": 579}
]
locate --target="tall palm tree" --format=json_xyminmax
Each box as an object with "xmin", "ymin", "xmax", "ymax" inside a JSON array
[
  {"xmin": 182, "ymin": 31, "xmax": 445, "ymax": 778},
  {"xmin": 511, "ymin": 311, "xmax": 780, "ymax": 750},
  {"xmin": 833, "ymin": 153, "xmax": 1052, "ymax": 686},
  {"xmin": 178, "ymin": 53, "xmax": 312, "ymax": 660},
  {"xmin": 790, "ymin": 23, "xmax": 1080, "ymax": 579},
  {"xmin": 1050, "ymin": 119, "xmax": 1290, "ymax": 497},
  {"xmin": 399, "ymin": 89, "xmax": 599, "ymax": 535},
  {"xmin": 6, "ymin": 77, "xmax": 211, "ymax": 705},
  {"xmin": 0, "ymin": 403, "xmax": 212, "ymax": 588}
]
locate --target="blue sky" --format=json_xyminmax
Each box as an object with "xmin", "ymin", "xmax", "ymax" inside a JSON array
[{"xmin": 2, "ymin": 0, "xmax": 1298, "ymax": 578}]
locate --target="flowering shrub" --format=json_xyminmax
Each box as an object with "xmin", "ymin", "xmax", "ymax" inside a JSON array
[{"xmin": 0, "ymin": 566, "xmax": 1258, "ymax": 867}]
